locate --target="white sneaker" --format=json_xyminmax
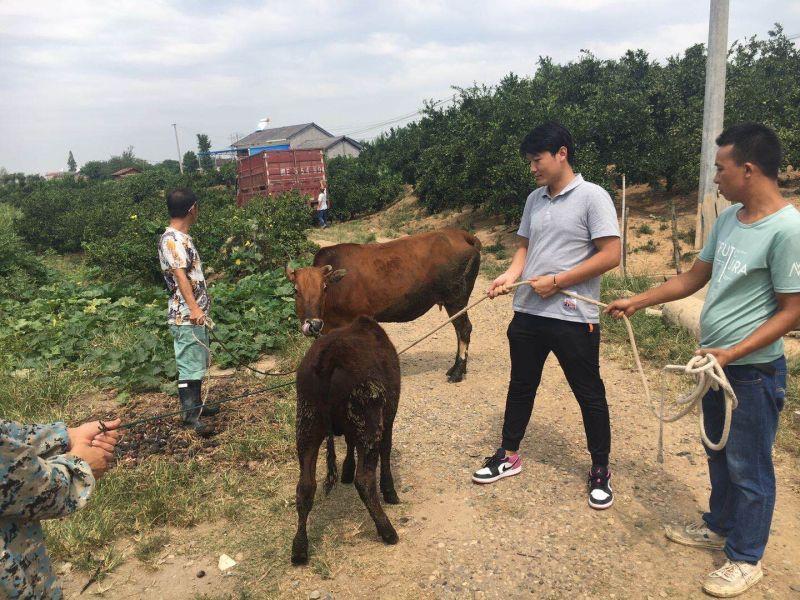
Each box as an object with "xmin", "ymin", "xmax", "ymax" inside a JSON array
[
  {"xmin": 702, "ymin": 560, "xmax": 763, "ymax": 597},
  {"xmin": 664, "ymin": 521, "xmax": 726, "ymax": 550},
  {"xmin": 471, "ymin": 448, "xmax": 522, "ymax": 484}
]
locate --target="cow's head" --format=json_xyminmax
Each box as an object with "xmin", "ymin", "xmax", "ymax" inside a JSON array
[{"xmin": 285, "ymin": 263, "xmax": 347, "ymax": 337}]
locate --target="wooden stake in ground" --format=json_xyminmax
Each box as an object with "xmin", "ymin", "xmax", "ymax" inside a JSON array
[
  {"xmin": 620, "ymin": 174, "xmax": 627, "ymax": 278},
  {"xmin": 621, "ymin": 206, "xmax": 629, "ymax": 279},
  {"xmin": 671, "ymin": 199, "xmax": 683, "ymax": 275}
]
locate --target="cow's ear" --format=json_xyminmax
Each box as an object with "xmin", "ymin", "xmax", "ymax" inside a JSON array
[
  {"xmin": 285, "ymin": 263, "xmax": 296, "ymax": 282},
  {"xmin": 329, "ymin": 269, "xmax": 347, "ymax": 283},
  {"xmin": 320, "ymin": 265, "xmax": 333, "ymax": 276}
]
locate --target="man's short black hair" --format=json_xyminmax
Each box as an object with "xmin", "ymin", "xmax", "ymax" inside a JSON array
[
  {"xmin": 519, "ymin": 122, "xmax": 575, "ymax": 166},
  {"xmin": 716, "ymin": 122, "xmax": 782, "ymax": 179},
  {"xmin": 166, "ymin": 188, "xmax": 198, "ymax": 218}
]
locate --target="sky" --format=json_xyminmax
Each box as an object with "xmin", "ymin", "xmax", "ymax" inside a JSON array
[{"xmin": 1, "ymin": 0, "xmax": 798, "ymax": 174}]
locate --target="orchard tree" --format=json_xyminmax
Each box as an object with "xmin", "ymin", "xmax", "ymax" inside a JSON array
[
  {"xmin": 182, "ymin": 151, "xmax": 199, "ymax": 175},
  {"xmin": 197, "ymin": 134, "xmax": 214, "ymax": 171}
]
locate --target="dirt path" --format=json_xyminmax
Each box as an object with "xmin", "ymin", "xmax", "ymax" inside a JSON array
[
  {"xmin": 279, "ymin": 275, "xmax": 800, "ymax": 599},
  {"xmin": 61, "ymin": 275, "xmax": 800, "ymax": 599}
]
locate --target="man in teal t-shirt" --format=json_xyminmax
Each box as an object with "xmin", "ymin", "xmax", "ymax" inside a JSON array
[{"xmin": 607, "ymin": 123, "xmax": 800, "ymax": 598}]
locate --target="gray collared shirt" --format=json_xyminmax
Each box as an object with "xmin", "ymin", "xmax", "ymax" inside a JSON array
[{"xmin": 513, "ymin": 174, "xmax": 620, "ymax": 323}]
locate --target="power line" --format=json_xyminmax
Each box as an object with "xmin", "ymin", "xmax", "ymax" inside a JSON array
[
  {"xmin": 224, "ymin": 95, "xmax": 458, "ymax": 151},
  {"xmin": 331, "ymin": 96, "xmax": 455, "ymax": 136}
]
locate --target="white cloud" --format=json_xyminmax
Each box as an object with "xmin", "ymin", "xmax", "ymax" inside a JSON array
[{"xmin": 0, "ymin": 0, "xmax": 798, "ymax": 172}]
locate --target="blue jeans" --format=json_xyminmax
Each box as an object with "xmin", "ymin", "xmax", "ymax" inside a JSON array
[
  {"xmin": 317, "ymin": 209, "xmax": 328, "ymax": 227},
  {"xmin": 702, "ymin": 356, "xmax": 787, "ymax": 563}
]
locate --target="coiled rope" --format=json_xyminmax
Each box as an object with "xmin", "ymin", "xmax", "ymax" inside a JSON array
[{"xmin": 398, "ymin": 280, "xmax": 737, "ymax": 462}]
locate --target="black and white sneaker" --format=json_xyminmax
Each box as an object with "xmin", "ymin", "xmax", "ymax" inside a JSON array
[
  {"xmin": 587, "ymin": 466, "xmax": 613, "ymax": 510},
  {"xmin": 471, "ymin": 448, "xmax": 522, "ymax": 484}
]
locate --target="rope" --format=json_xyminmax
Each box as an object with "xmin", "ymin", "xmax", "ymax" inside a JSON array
[
  {"xmin": 111, "ymin": 381, "xmax": 295, "ymax": 431},
  {"xmin": 557, "ymin": 289, "xmax": 737, "ymax": 460},
  {"xmin": 395, "ymin": 280, "xmax": 737, "ymax": 462},
  {"xmin": 208, "ymin": 327, "xmax": 297, "ymax": 376},
  {"xmin": 99, "ymin": 315, "xmax": 296, "ymax": 433},
  {"xmin": 108, "ymin": 282, "xmax": 737, "ymax": 458}
]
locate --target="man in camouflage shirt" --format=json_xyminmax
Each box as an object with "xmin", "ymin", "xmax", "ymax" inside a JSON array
[
  {"xmin": 158, "ymin": 188, "xmax": 216, "ymax": 437},
  {"xmin": 1, "ymin": 418, "xmax": 120, "ymax": 598}
]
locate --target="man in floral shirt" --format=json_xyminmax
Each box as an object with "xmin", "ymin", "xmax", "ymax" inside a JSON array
[{"xmin": 158, "ymin": 188, "xmax": 216, "ymax": 436}]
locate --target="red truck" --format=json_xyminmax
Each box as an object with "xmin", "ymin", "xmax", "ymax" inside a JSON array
[{"xmin": 236, "ymin": 149, "xmax": 326, "ymax": 207}]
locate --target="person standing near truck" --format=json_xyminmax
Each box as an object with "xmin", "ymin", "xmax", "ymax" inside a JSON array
[{"xmin": 316, "ymin": 182, "xmax": 330, "ymax": 228}]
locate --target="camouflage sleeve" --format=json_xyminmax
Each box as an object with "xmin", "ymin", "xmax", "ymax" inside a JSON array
[
  {"xmin": 0, "ymin": 421, "xmax": 70, "ymax": 458},
  {"xmin": 1, "ymin": 424, "xmax": 95, "ymax": 521}
]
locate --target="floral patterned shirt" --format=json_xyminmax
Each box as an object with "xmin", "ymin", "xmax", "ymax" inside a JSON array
[{"xmin": 158, "ymin": 227, "xmax": 210, "ymax": 325}]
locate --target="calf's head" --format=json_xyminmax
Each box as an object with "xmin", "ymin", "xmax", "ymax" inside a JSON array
[{"xmin": 285, "ymin": 263, "xmax": 347, "ymax": 337}]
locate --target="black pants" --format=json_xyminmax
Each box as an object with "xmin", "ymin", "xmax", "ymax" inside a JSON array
[{"xmin": 501, "ymin": 312, "xmax": 611, "ymax": 467}]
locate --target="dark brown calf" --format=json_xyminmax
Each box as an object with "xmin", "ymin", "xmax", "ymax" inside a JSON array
[
  {"xmin": 291, "ymin": 316, "xmax": 401, "ymax": 565},
  {"xmin": 286, "ymin": 228, "xmax": 481, "ymax": 383}
]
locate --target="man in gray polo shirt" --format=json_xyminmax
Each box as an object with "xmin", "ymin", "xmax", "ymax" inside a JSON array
[{"xmin": 471, "ymin": 122, "xmax": 621, "ymax": 510}]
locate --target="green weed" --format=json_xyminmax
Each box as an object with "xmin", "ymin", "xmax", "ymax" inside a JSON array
[
  {"xmin": 485, "ymin": 242, "xmax": 508, "ymax": 260},
  {"xmin": 633, "ymin": 239, "xmax": 659, "ymax": 254},
  {"xmin": 600, "ymin": 274, "xmax": 696, "ymax": 366},
  {"xmin": 45, "ymin": 458, "xmax": 213, "ymax": 568}
]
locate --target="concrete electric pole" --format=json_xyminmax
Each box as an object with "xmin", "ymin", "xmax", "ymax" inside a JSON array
[
  {"xmin": 172, "ymin": 123, "xmax": 184, "ymax": 174},
  {"xmin": 694, "ymin": 0, "xmax": 730, "ymax": 249}
]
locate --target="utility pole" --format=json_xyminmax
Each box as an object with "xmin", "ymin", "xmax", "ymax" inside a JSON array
[
  {"xmin": 694, "ymin": 0, "xmax": 730, "ymax": 249},
  {"xmin": 172, "ymin": 123, "xmax": 184, "ymax": 174}
]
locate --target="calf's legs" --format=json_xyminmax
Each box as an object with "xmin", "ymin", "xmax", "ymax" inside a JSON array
[
  {"xmin": 341, "ymin": 441, "xmax": 356, "ymax": 484},
  {"xmin": 292, "ymin": 432, "xmax": 323, "ymax": 565},
  {"xmin": 379, "ymin": 412, "xmax": 399, "ymax": 504},
  {"xmin": 354, "ymin": 447, "xmax": 398, "ymax": 544}
]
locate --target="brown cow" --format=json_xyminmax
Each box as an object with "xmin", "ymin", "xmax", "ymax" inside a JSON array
[
  {"xmin": 286, "ymin": 228, "xmax": 482, "ymax": 383},
  {"xmin": 291, "ymin": 316, "xmax": 401, "ymax": 565}
]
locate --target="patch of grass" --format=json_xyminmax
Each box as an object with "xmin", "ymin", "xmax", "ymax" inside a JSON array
[
  {"xmin": 220, "ymin": 395, "xmax": 295, "ymax": 463},
  {"xmin": 484, "ymin": 242, "xmax": 508, "ymax": 260},
  {"xmin": 659, "ymin": 222, "xmax": 669, "ymax": 231},
  {"xmin": 633, "ymin": 239, "xmax": 658, "ymax": 254},
  {"xmin": 636, "ymin": 223, "xmax": 655, "ymax": 236},
  {"xmin": 194, "ymin": 593, "xmax": 257, "ymax": 600},
  {"xmin": 777, "ymin": 358, "xmax": 800, "ymax": 456},
  {"xmin": 0, "ymin": 364, "xmax": 89, "ymax": 422},
  {"xmin": 133, "ymin": 531, "xmax": 171, "ymax": 564},
  {"xmin": 677, "ymin": 227, "xmax": 696, "ymax": 245},
  {"xmin": 378, "ymin": 205, "xmax": 417, "ymax": 232},
  {"xmin": 480, "ymin": 258, "xmax": 510, "ymax": 280},
  {"xmin": 600, "ymin": 274, "xmax": 696, "ymax": 366},
  {"xmin": 45, "ymin": 458, "xmax": 214, "ymax": 570},
  {"xmin": 311, "ymin": 220, "xmax": 371, "ymax": 244}
]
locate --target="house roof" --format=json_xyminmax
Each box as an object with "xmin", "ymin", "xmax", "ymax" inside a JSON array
[
  {"xmin": 111, "ymin": 167, "xmax": 142, "ymax": 176},
  {"xmin": 232, "ymin": 122, "xmax": 334, "ymax": 148},
  {"xmin": 293, "ymin": 135, "xmax": 364, "ymax": 151}
]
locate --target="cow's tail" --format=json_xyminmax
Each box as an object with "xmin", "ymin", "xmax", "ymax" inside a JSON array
[
  {"xmin": 324, "ymin": 432, "xmax": 338, "ymax": 495},
  {"xmin": 320, "ymin": 368, "xmax": 338, "ymax": 496},
  {"xmin": 462, "ymin": 230, "xmax": 482, "ymax": 252}
]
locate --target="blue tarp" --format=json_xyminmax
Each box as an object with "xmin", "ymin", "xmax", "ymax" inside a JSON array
[{"xmin": 248, "ymin": 144, "xmax": 290, "ymax": 155}]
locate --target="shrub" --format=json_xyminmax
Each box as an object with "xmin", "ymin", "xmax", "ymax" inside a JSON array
[
  {"xmin": 215, "ymin": 193, "xmax": 316, "ymax": 278},
  {"xmin": 327, "ymin": 155, "xmax": 404, "ymax": 220},
  {"xmin": 0, "ymin": 204, "xmax": 48, "ymax": 298},
  {"xmin": 636, "ymin": 223, "xmax": 655, "ymax": 235}
]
